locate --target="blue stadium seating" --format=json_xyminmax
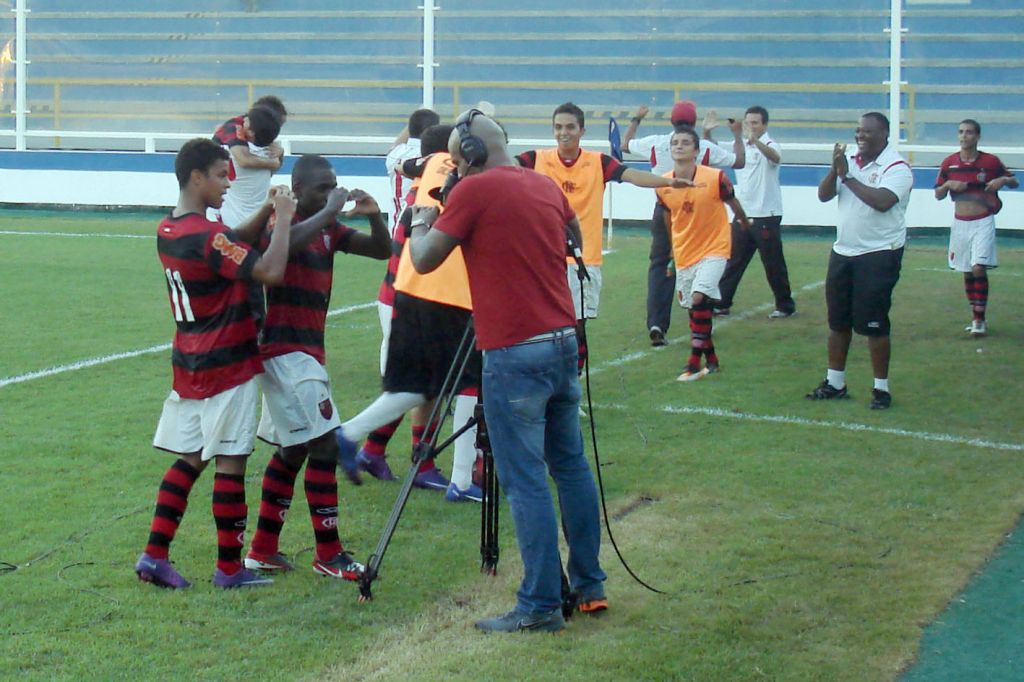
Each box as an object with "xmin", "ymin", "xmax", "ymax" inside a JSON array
[{"xmin": 6, "ymin": 1, "xmax": 1020, "ymax": 149}]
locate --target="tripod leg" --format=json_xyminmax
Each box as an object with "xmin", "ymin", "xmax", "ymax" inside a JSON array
[{"xmin": 477, "ymin": 401, "xmax": 500, "ymax": 575}]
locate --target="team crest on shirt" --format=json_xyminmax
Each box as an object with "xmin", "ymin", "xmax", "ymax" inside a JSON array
[
  {"xmin": 868, "ymin": 172, "xmax": 879, "ymax": 184},
  {"xmin": 319, "ymin": 399, "xmax": 333, "ymax": 419},
  {"xmin": 681, "ymin": 200, "xmax": 695, "ymax": 214},
  {"xmin": 323, "ymin": 233, "xmax": 331, "ymax": 250},
  {"xmin": 561, "ymin": 180, "xmax": 578, "ymax": 194},
  {"xmin": 977, "ymin": 171, "xmax": 987, "ymax": 183}
]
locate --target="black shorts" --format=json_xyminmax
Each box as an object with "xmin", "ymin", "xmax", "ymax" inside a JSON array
[
  {"xmin": 383, "ymin": 292, "xmax": 481, "ymax": 398},
  {"xmin": 825, "ymin": 247, "xmax": 904, "ymax": 336}
]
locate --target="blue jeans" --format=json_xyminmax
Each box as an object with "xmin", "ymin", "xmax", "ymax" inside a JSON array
[{"xmin": 482, "ymin": 331, "xmax": 606, "ymax": 614}]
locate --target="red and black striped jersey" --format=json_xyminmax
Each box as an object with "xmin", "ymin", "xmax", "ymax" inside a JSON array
[
  {"xmin": 259, "ymin": 213, "xmax": 356, "ymax": 364},
  {"xmin": 376, "ymin": 189, "xmax": 415, "ymax": 307},
  {"xmin": 212, "ymin": 115, "xmax": 247, "ymax": 148},
  {"xmin": 936, "ymin": 151, "xmax": 1013, "ymax": 217},
  {"xmin": 157, "ymin": 212, "xmax": 263, "ymax": 399}
]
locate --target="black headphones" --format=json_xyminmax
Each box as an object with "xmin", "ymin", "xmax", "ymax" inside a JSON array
[{"xmin": 455, "ymin": 108, "xmax": 488, "ymax": 167}]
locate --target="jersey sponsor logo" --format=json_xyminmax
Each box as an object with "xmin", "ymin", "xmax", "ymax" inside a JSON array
[
  {"xmin": 212, "ymin": 232, "xmax": 248, "ymax": 265},
  {"xmin": 319, "ymin": 398, "xmax": 333, "ymax": 419},
  {"xmin": 561, "ymin": 180, "xmax": 578, "ymax": 194}
]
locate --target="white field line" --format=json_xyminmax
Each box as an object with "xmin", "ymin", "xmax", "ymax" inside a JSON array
[
  {"xmin": 0, "ymin": 230, "xmax": 153, "ymax": 239},
  {"xmin": 661, "ymin": 405, "xmax": 1024, "ymax": 452},
  {"xmin": 591, "ymin": 279, "xmax": 826, "ymax": 375},
  {"xmin": 0, "ymin": 302, "xmax": 375, "ymax": 389}
]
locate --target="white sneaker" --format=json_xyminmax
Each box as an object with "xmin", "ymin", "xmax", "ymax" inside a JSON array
[
  {"xmin": 676, "ymin": 367, "xmax": 710, "ymax": 382},
  {"xmin": 968, "ymin": 320, "xmax": 987, "ymax": 337}
]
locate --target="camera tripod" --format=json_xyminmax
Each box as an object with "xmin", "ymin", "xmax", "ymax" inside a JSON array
[{"xmin": 357, "ymin": 321, "xmax": 498, "ymax": 602}]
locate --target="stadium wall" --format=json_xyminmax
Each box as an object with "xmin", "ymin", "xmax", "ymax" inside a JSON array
[{"xmin": 0, "ymin": 151, "xmax": 1020, "ymax": 230}]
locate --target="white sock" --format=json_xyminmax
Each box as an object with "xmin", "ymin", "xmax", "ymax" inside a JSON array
[
  {"xmin": 450, "ymin": 393, "xmax": 478, "ymax": 490},
  {"xmin": 341, "ymin": 392, "xmax": 425, "ymax": 443},
  {"xmin": 826, "ymin": 369, "xmax": 846, "ymax": 390},
  {"xmin": 873, "ymin": 378, "xmax": 889, "ymax": 392}
]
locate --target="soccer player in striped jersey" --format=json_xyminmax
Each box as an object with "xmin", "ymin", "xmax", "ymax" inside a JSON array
[
  {"xmin": 136, "ymin": 138, "xmax": 296, "ymax": 590},
  {"xmin": 934, "ymin": 119, "xmax": 1018, "ymax": 337},
  {"xmin": 245, "ymin": 154, "xmax": 391, "ymax": 580}
]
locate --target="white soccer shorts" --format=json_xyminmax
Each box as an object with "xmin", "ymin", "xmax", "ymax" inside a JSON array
[
  {"xmin": 948, "ymin": 215, "xmax": 997, "ymax": 272},
  {"xmin": 152, "ymin": 378, "xmax": 258, "ymax": 461},
  {"xmin": 676, "ymin": 256, "xmax": 727, "ymax": 308},
  {"xmin": 256, "ymin": 352, "xmax": 341, "ymax": 448}
]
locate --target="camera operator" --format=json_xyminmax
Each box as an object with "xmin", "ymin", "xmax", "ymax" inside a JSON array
[{"xmin": 408, "ymin": 110, "xmax": 607, "ymax": 633}]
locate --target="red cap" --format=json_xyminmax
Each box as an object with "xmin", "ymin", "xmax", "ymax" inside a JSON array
[{"xmin": 670, "ymin": 100, "xmax": 697, "ymax": 126}]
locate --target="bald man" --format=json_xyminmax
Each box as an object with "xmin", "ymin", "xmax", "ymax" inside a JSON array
[{"xmin": 408, "ymin": 110, "xmax": 607, "ymax": 633}]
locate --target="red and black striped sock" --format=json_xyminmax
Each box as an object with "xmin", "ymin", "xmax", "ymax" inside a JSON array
[
  {"xmin": 413, "ymin": 422, "xmax": 439, "ymax": 473},
  {"xmin": 689, "ymin": 304, "xmax": 713, "ymax": 370},
  {"xmin": 963, "ymin": 272, "xmax": 975, "ymax": 309},
  {"xmin": 212, "ymin": 472, "xmax": 247, "ymax": 576},
  {"xmin": 304, "ymin": 456, "xmax": 342, "ymax": 561},
  {"xmin": 704, "ymin": 313, "xmax": 719, "ymax": 366},
  {"xmin": 249, "ymin": 451, "xmax": 300, "ymax": 558},
  {"xmin": 362, "ymin": 416, "xmax": 403, "ymax": 458},
  {"xmin": 972, "ymin": 274, "xmax": 988, "ymax": 321},
  {"xmin": 686, "ymin": 308, "xmax": 702, "ymax": 370},
  {"xmin": 145, "ymin": 458, "xmax": 201, "ymax": 560}
]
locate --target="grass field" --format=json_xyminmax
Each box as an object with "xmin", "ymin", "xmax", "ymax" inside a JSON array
[{"xmin": 1, "ymin": 210, "xmax": 1022, "ymax": 681}]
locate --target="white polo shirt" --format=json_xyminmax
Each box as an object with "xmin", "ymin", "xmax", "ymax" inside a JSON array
[
  {"xmin": 834, "ymin": 144, "xmax": 913, "ymax": 257},
  {"xmin": 627, "ymin": 132, "xmax": 736, "ymax": 174},
  {"xmin": 385, "ymin": 137, "xmax": 422, "ymax": 235},
  {"xmin": 735, "ymin": 132, "xmax": 782, "ymax": 218}
]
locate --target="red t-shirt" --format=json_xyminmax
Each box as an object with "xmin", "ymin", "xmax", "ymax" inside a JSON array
[{"xmin": 432, "ymin": 166, "xmax": 577, "ymax": 350}]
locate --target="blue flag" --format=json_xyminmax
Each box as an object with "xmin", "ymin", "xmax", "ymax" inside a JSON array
[{"xmin": 608, "ymin": 117, "xmax": 623, "ymax": 161}]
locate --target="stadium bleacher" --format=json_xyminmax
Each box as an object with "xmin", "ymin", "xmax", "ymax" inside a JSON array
[{"xmin": 1, "ymin": 1, "xmax": 1020, "ymax": 156}]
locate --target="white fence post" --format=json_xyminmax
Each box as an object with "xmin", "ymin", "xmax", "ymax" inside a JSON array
[
  {"xmin": 13, "ymin": 0, "xmax": 29, "ymax": 151},
  {"xmin": 419, "ymin": 3, "xmax": 438, "ymax": 109}
]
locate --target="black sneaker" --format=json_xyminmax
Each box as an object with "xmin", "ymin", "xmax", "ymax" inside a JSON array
[
  {"xmin": 649, "ymin": 327, "xmax": 667, "ymax": 347},
  {"xmin": 474, "ymin": 608, "xmax": 566, "ymax": 633},
  {"xmin": 713, "ymin": 307, "xmax": 731, "ymax": 317},
  {"xmin": 805, "ymin": 380, "xmax": 848, "ymax": 400},
  {"xmin": 870, "ymin": 389, "xmax": 892, "ymax": 410}
]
